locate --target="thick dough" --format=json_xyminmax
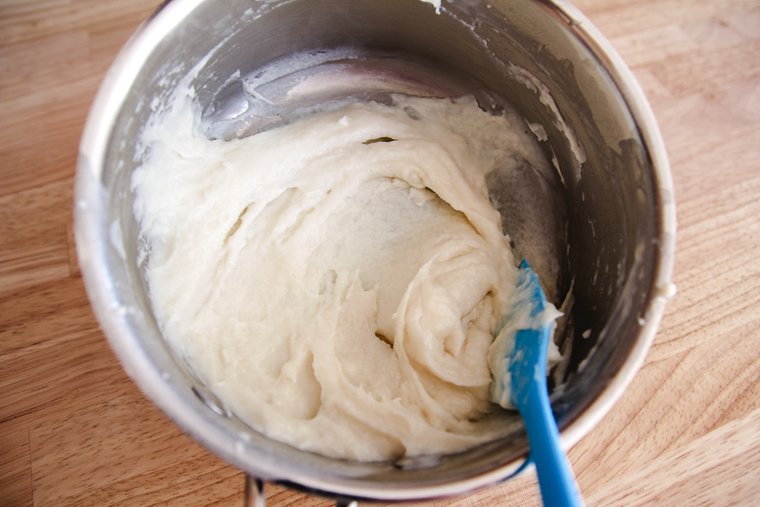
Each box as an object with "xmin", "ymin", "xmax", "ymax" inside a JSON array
[{"xmin": 133, "ymin": 94, "xmax": 547, "ymax": 461}]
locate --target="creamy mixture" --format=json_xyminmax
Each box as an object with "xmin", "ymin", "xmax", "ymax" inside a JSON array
[{"xmin": 133, "ymin": 91, "xmax": 559, "ymax": 461}]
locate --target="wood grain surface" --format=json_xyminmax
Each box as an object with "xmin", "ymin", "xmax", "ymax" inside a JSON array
[{"xmin": 1, "ymin": 0, "xmax": 759, "ymax": 505}]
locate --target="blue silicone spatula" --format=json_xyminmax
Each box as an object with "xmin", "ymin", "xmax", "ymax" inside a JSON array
[{"xmin": 504, "ymin": 260, "xmax": 582, "ymax": 507}]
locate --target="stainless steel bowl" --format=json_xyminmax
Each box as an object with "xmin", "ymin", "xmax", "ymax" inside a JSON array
[{"xmin": 75, "ymin": 0, "xmax": 676, "ymax": 502}]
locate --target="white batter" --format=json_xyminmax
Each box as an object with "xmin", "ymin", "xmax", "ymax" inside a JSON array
[{"xmin": 133, "ymin": 91, "xmax": 558, "ymax": 461}]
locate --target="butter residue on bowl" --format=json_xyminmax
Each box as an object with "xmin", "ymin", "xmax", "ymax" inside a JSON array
[{"xmin": 132, "ymin": 87, "xmax": 561, "ymax": 461}]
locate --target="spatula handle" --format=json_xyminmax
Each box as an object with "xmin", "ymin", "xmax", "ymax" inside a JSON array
[{"xmin": 523, "ymin": 380, "xmax": 583, "ymax": 507}]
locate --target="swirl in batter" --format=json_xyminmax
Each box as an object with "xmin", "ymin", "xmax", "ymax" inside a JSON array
[{"xmin": 133, "ymin": 93, "xmax": 553, "ymax": 460}]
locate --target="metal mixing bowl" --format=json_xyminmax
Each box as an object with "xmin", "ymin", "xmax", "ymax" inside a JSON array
[{"xmin": 75, "ymin": 0, "xmax": 676, "ymax": 502}]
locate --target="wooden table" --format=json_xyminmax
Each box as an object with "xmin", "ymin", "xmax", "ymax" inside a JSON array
[{"xmin": 1, "ymin": 0, "xmax": 759, "ymax": 505}]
